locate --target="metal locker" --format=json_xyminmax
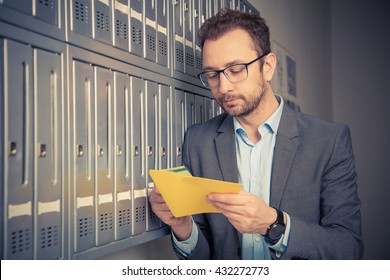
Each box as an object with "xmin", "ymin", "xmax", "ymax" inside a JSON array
[
  {"xmin": 144, "ymin": 0, "xmax": 156, "ymax": 62},
  {"xmin": 71, "ymin": 0, "xmax": 92, "ymax": 38},
  {"xmin": 129, "ymin": 0, "xmax": 143, "ymax": 57},
  {"xmin": 173, "ymin": 0, "xmax": 184, "ymax": 72},
  {"xmin": 224, "ymin": 0, "xmax": 233, "ymax": 9},
  {"xmin": 213, "ymin": 99, "xmax": 222, "ymax": 117},
  {"xmin": 194, "ymin": 0, "xmax": 204, "ymax": 75},
  {"xmin": 113, "ymin": 0, "xmax": 129, "ymax": 51},
  {"xmin": 173, "ymin": 89, "xmax": 185, "ymax": 167},
  {"xmin": 34, "ymin": 0, "xmax": 58, "ymax": 26},
  {"xmin": 185, "ymin": 91, "xmax": 195, "ymax": 128},
  {"xmin": 3, "ymin": 39, "xmax": 34, "ymax": 259},
  {"xmin": 183, "ymin": 0, "xmax": 195, "ymax": 76},
  {"xmin": 130, "ymin": 76, "xmax": 146, "ymax": 235},
  {"xmin": 204, "ymin": 97, "xmax": 213, "ymax": 121},
  {"xmin": 1, "ymin": 0, "xmax": 33, "ymax": 16},
  {"xmin": 158, "ymin": 85, "xmax": 171, "ymax": 170},
  {"xmin": 194, "ymin": 94, "xmax": 204, "ymax": 124},
  {"xmin": 114, "ymin": 71, "xmax": 132, "ymax": 240},
  {"xmin": 156, "ymin": 0, "xmax": 168, "ymax": 67},
  {"xmin": 94, "ymin": 66, "xmax": 115, "ymax": 246},
  {"xmin": 94, "ymin": 0, "xmax": 112, "ymax": 44},
  {"xmin": 33, "ymin": 48, "xmax": 62, "ymax": 259},
  {"xmin": 73, "ymin": 60, "xmax": 95, "ymax": 253},
  {"xmin": 145, "ymin": 80, "xmax": 160, "ymax": 231}
]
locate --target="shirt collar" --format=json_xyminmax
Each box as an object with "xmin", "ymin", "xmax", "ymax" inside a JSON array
[{"xmin": 233, "ymin": 94, "xmax": 284, "ymax": 137}]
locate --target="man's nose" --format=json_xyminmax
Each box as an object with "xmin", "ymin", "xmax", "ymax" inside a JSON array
[{"xmin": 218, "ymin": 72, "xmax": 233, "ymax": 93}]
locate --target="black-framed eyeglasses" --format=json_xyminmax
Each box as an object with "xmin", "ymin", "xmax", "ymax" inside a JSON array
[{"xmin": 198, "ymin": 53, "xmax": 268, "ymax": 89}]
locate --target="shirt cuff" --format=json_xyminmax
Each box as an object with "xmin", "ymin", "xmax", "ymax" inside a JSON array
[{"xmin": 172, "ymin": 218, "xmax": 198, "ymax": 257}]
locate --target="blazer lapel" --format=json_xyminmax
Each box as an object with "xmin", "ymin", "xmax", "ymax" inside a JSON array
[
  {"xmin": 214, "ymin": 115, "xmax": 239, "ymax": 183},
  {"xmin": 271, "ymin": 105, "xmax": 299, "ymax": 208}
]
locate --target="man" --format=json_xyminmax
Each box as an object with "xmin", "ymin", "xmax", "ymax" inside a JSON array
[{"xmin": 150, "ymin": 9, "xmax": 363, "ymax": 259}]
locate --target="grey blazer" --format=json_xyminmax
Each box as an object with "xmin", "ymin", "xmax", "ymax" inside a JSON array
[{"xmin": 175, "ymin": 104, "xmax": 363, "ymax": 260}]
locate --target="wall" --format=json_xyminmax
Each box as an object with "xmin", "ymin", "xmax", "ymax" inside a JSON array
[{"xmin": 331, "ymin": 0, "xmax": 390, "ymax": 259}]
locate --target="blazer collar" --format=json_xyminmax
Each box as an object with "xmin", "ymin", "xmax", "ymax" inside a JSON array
[{"xmin": 214, "ymin": 114, "xmax": 239, "ymax": 183}]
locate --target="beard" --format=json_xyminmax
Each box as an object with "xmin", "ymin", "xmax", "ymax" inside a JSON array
[{"xmin": 218, "ymin": 85, "xmax": 265, "ymax": 117}]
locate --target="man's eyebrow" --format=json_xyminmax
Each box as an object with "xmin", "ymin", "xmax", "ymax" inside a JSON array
[{"xmin": 202, "ymin": 59, "xmax": 247, "ymax": 71}]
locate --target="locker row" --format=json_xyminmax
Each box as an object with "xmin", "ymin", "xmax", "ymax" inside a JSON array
[
  {"xmin": 0, "ymin": 0, "xmax": 257, "ymax": 78},
  {"xmin": 0, "ymin": 38, "xmax": 222, "ymax": 259}
]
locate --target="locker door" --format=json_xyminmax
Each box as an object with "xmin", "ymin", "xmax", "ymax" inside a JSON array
[
  {"xmin": 173, "ymin": 89, "xmax": 185, "ymax": 167},
  {"xmin": 94, "ymin": 0, "xmax": 112, "ymax": 44},
  {"xmin": 130, "ymin": 76, "xmax": 146, "ymax": 235},
  {"xmin": 113, "ymin": 0, "xmax": 129, "ymax": 51},
  {"xmin": 194, "ymin": 95, "xmax": 204, "ymax": 124},
  {"xmin": 183, "ymin": 0, "xmax": 195, "ymax": 76},
  {"xmin": 71, "ymin": 0, "xmax": 92, "ymax": 38},
  {"xmin": 129, "ymin": 0, "xmax": 143, "ymax": 57},
  {"xmin": 185, "ymin": 91, "xmax": 195, "ymax": 128},
  {"xmin": 73, "ymin": 60, "xmax": 95, "ymax": 253},
  {"xmin": 145, "ymin": 81, "xmax": 160, "ymax": 231},
  {"xmin": 194, "ymin": 0, "xmax": 204, "ymax": 75},
  {"xmin": 204, "ymin": 97, "xmax": 213, "ymax": 121},
  {"xmin": 3, "ymin": 39, "xmax": 34, "ymax": 260},
  {"xmin": 158, "ymin": 85, "xmax": 171, "ymax": 170},
  {"xmin": 94, "ymin": 66, "xmax": 115, "ymax": 246},
  {"xmin": 213, "ymin": 99, "xmax": 222, "ymax": 117},
  {"xmin": 225, "ymin": 0, "xmax": 233, "ymax": 9},
  {"xmin": 156, "ymin": 0, "xmax": 168, "ymax": 66},
  {"xmin": 2, "ymin": 0, "xmax": 33, "ymax": 16},
  {"xmin": 34, "ymin": 48, "xmax": 62, "ymax": 259},
  {"xmin": 144, "ymin": 0, "xmax": 157, "ymax": 62},
  {"xmin": 173, "ymin": 0, "xmax": 184, "ymax": 72},
  {"xmin": 114, "ymin": 72, "xmax": 132, "ymax": 240},
  {"xmin": 34, "ymin": 0, "xmax": 58, "ymax": 26}
]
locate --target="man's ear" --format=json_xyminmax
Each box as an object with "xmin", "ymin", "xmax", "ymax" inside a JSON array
[{"xmin": 262, "ymin": 53, "xmax": 277, "ymax": 82}]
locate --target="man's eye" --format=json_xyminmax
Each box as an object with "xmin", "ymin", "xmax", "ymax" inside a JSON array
[
  {"xmin": 206, "ymin": 72, "xmax": 219, "ymax": 79},
  {"xmin": 227, "ymin": 65, "xmax": 245, "ymax": 74}
]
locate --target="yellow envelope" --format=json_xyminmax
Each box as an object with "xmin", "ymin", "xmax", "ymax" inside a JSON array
[{"xmin": 149, "ymin": 167, "xmax": 242, "ymax": 217}]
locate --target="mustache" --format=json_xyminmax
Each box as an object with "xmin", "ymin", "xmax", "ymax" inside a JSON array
[{"xmin": 219, "ymin": 94, "xmax": 244, "ymax": 102}]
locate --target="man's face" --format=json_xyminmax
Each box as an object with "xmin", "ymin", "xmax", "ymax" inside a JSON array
[{"xmin": 202, "ymin": 28, "xmax": 265, "ymax": 117}]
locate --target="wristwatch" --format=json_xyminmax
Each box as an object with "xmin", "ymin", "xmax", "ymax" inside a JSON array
[{"xmin": 264, "ymin": 207, "xmax": 285, "ymax": 243}]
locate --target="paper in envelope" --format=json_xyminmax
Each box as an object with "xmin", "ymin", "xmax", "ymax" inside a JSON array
[{"xmin": 149, "ymin": 166, "xmax": 242, "ymax": 217}]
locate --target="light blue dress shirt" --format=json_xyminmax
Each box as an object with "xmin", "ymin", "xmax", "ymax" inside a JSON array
[{"xmin": 173, "ymin": 96, "xmax": 291, "ymax": 259}]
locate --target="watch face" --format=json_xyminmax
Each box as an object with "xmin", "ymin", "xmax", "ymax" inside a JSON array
[{"xmin": 268, "ymin": 224, "xmax": 285, "ymax": 240}]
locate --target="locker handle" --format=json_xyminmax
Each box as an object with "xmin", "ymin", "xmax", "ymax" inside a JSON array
[
  {"xmin": 76, "ymin": 144, "xmax": 84, "ymax": 157},
  {"xmin": 39, "ymin": 143, "xmax": 47, "ymax": 158},
  {"xmin": 134, "ymin": 146, "xmax": 139, "ymax": 157},
  {"xmin": 161, "ymin": 147, "xmax": 166, "ymax": 157},
  {"xmin": 9, "ymin": 141, "xmax": 17, "ymax": 156},
  {"xmin": 147, "ymin": 146, "xmax": 153, "ymax": 157},
  {"xmin": 116, "ymin": 145, "xmax": 123, "ymax": 156},
  {"xmin": 176, "ymin": 147, "xmax": 181, "ymax": 156},
  {"xmin": 98, "ymin": 145, "xmax": 104, "ymax": 157}
]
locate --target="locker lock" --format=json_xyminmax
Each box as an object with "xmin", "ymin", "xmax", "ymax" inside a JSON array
[
  {"xmin": 9, "ymin": 141, "xmax": 17, "ymax": 157},
  {"xmin": 116, "ymin": 145, "xmax": 123, "ymax": 156},
  {"xmin": 176, "ymin": 147, "xmax": 181, "ymax": 156},
  {"xmin": 184, "ymin": 3, "xmax": 189, "ymax": 12},
  {"xmin": 39, "ymin": 144, "xmax": 47, "ymax": 158},
  {"xmin": 134, "ymin": 146, "xmax": 139, "ymax": 157},
  {"xmin": 161, "ymin": 147, "xmax": 166, "ymax": 157},
  {"xmin": 147, "ymin": 146, "xmax": 153, "ymax": 157},
  {"xmin": 194, "ymin": 9, "xmax": 199, "ymax": 18},
  {"xmin": 76, "ymin": 145, "xmax": 84, "ymax": 157},
  {"xmin": 98, "ymin": 145, "xmax": 104, "ymax": 157}
]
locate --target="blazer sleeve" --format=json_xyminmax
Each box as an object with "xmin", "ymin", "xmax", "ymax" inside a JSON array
[{"xmin": 281, "ymin": 124, "xmax": 364, "ymax": 259}]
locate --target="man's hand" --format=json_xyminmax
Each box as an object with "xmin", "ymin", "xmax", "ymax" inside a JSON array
[
  {"xmin": 206, "ymin": 190, "xmax": 277, "ymax": 235},
  {"xmin": 149, "ymin": 187, "xmax": 193, "ymax": 241}
]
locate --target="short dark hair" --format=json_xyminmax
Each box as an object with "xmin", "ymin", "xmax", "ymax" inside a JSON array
[{"xmin": 198, "ymin": 9, "xmax": 271, "ymax": 55}]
